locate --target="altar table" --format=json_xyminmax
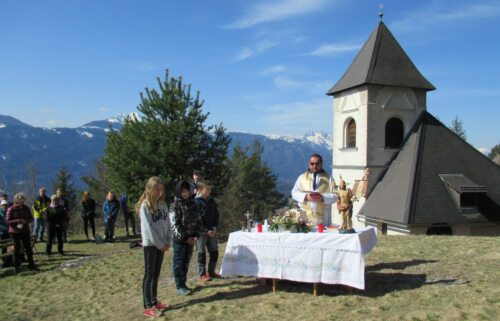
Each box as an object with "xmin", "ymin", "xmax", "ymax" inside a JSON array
[{"xmin": 220, "ymin": 227, "xmax": 377, "ymax": 290}]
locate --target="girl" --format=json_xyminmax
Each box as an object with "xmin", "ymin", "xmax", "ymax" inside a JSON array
[
  {"xmin": 136, "ymin": 177, "xmax": 172, "ymax": 318},
  {"xmin": 80, "ymin": 191, "xmax": 96, "ymax": 241}
]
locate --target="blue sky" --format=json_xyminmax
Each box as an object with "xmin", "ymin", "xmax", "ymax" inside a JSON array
[{"xmin": 0, "ymin": 0, "xmax": 499, "ymax": 152}]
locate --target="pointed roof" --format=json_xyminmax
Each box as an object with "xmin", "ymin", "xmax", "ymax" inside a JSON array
[
  {"xmin": 359, "ymin": 111, "xmax": 500, "ymax": 226},
  {"xmin": 327, "ymin": 22, "xmax": 435, "ymax": 95}
]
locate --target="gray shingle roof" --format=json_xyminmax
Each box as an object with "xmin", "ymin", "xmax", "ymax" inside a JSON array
[
  {"xmin": 359, "ymin": 111, "xmax": 500, "ymax": 226},
  {"xmin": 327, "ymin": 22, "xmax": 435, "ymax": 95}
]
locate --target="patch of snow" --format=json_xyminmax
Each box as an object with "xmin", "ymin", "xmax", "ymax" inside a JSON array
[
  {"xmin": 1, "ymin": 154, "xmax": 6, "ymax": 161},
  {"xmin": 78, "ymin": 161, "xmax": 86, "ymax": 167},
  {"xmin": 0, "ymin": 123, "xmax": 6, "ymax": 128},
  {"xmin": 78, "ymin": 130, "xmax": 94, "ymax": 138}
]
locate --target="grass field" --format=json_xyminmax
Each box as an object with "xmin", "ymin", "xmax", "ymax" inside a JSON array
[{"xmin": 0, "ymin": 230, "xmax": 499, "ymax": 321}]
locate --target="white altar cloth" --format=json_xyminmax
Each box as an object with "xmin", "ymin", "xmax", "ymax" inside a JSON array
[{"xmin": 220, "ymin": 227, "xmax": 377, "ymax": 290}]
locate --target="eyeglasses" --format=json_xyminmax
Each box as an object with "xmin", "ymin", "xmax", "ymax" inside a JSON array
[{"xmin": 309, "ymin": 162, "xmax": 322, "ymax": 166}]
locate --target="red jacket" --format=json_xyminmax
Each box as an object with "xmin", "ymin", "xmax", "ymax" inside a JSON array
[{"xmin": 6, "ymin": 204, "xmax": 33, "ymax": 234}]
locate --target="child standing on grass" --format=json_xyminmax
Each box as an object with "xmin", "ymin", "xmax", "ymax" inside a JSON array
[
  {"xmin": 171, "ymin": 180, "xmax": 203, "ymax": 296},
  {"xmin": 136, "ymin": 176, "xmax": 172, "ymax": 318},
  {"xmin": 195, "ymin": 181, "xmax": 221, "ymax": 282}
]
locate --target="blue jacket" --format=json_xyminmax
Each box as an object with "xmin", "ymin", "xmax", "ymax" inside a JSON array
[
  {"xmin": 0, "ymin": 207, "xmax": 8, "ymax": 236},
  {"xmin": 102, "ymin": 199, "xmax": 120, "ymax": 223}
]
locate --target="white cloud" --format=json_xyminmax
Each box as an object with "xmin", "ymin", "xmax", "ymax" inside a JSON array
[
  {"xmin": 233, "ymin": 40, "xmax": 279, "ymax": 61},
  {"xmin": 259, "ymin": 65, "xmax": 287, "ymax": 76},
  {"xmin": 260, "ymin": 98, "xmax": 332, "ymax": 134},
  {"xmin": 99, "ymin": 107, "xmax": 110, "ymax": 112},
  {"xmin": 308, "ymin": 43, "xmax": 361, "ymax": 56},
  {"xmin": 226, "ymin": 0, "xmax": 333, "ymax": 29},
  {"xmin": 46, "ymin": 120, "xmax": 58, "ymax": 127},
  {"xmin": 391, "ymin": 2, "xmax": 500, "ymax": 32}
]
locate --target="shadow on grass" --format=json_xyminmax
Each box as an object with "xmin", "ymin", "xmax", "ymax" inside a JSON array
[
  {"xmin": 366, "ymin": 259, "xmax": 438, "ymax": 271},
  {"xmin": 170, "ymin": 279, "xmax": 267, "ymax": 310}
]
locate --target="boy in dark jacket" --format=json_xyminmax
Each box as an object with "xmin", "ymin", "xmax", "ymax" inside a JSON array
[
  {"xmin": 170, "ymin": 180, "xmax": 203, "ymax": 296},
  {"xmin": 195, "ymin": 181, "xmax": 220, "ymax": 281},
  {"xmin": 46, "ymin": 195, "xmax": 66, "ymax": 255}
]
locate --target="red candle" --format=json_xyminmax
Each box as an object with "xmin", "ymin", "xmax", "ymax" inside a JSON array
[
  {"xmin": 257, "ymin": 224, "xmax": 263, "ymax": 233},
  {"xmin": 318, "ymin": 223, "xmax": 324, "ymax": 233}
]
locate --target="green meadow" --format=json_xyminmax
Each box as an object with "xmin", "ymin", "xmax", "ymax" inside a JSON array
[{"xmin": 0, "ymin": 231, "xmax": 499, "ymax": 321}]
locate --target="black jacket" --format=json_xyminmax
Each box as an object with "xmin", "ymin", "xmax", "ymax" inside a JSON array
[
  {"xmin": 195, "ymin": 196, "xmax": 219, "ymax": 232},
  {"xmin": 171, "ymin": 180, "xmax": 203, "ymax": 242}
]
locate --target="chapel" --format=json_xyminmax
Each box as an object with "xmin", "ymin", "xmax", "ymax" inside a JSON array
[{"xmin": 327, "ymin": 20, "xmax": 500, "ymax": 236}]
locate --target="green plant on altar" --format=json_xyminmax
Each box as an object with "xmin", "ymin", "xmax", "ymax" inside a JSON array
[{"xmin": 269, "ymin": 208, "xmax": 311, "ymax": 233}]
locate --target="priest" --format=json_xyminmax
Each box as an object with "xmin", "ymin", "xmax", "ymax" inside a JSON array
[{"xmin": 291, "ymin": 154, "xmax": 337, "ymax": 226}]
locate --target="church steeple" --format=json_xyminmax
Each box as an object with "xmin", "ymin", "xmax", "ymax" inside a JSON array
[{"xmin": 327, "ymin": 22, "xmax": 435, "ymax": 95}]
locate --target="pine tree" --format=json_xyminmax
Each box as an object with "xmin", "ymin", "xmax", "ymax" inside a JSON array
[
  {"xmin": 488, "ymin": 143, "xmax": 500, "ymax": 165},
  {"xmin": 450, "ymin": 116, "xmax": 467, "ymax": 140},
  {"xmin": 218, "ymin": 141, "xmax": 285, "ymax": 237},
  {"xmin": 103, "ymin": 70, "xmax": 231, "ymax": 203},
  {"xmin": 81, "ymin": 159, "xmax": 113, "ymax": 211}
]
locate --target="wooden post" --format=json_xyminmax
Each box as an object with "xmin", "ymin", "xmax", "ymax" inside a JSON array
[
  {"xmin": 272, "ymin": 278, "xmax": 278, "ymax": 293},
  {"xmin": 313, "ymin": 283, "xmax": 319, "ymax": 296}
]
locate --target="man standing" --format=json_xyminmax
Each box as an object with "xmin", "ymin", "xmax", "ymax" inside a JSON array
[
  {"xmin": 32, "ymin": 187, "xmax": 50, "ymax": 242},
  {"xmin": 291, "ymin": 154, "xmax": 337, "ymax": 226}
]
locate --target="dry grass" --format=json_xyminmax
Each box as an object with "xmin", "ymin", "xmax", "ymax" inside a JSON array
[{"xmin": 0, "ymin": 231, "xmax": 499, "ymax": 321}]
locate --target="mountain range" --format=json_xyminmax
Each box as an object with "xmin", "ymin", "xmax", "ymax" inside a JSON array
[{"xmin": 0, "ymin": 114, "xmax": 332, "ymax": 196}]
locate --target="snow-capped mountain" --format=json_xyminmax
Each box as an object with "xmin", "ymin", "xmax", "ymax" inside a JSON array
[{"xmin": 0, "ymin": 114, "xmax": 332, "ymax": 196}]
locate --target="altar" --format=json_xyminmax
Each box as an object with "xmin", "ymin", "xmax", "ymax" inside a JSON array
[{"xmin": 220, "ymin": 227, "xmax": 377, "ymax": 291}]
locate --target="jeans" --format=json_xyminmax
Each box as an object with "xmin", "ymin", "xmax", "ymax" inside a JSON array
[
  {"xmin": 196, "ymin": 235, "xmax": 219, "ymax": 277},
  {"xmin": 33, "ymin": 218, "xmax": 46, "ymax": 240},
  {"xmin": 46, "ymin": 224, "xmax": 64, "ymax": 255},
  {"xmin": 142, "ymin": 246, "xmax": 164, "ymax": 309},
  {"xmin": 104, "ymin": 215, "xmax": 117, "ymax": 241},
  {"xmin": 173, "ymin": 241, "xmax": 193, "ymax": 289},
  {"xmin": 12, "ymin": 233, "xmax": 35, "ymax": 268},
  {"xmin": 82, "ymin": 215, "xmax": 96, "ymax": 239}
]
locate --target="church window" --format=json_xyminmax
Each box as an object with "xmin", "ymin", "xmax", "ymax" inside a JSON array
[
  {"xmin": 385, "ymin": 117, "xmax": 404, "ymax": 148},
  {"xmin": 346, "ymin": 119, "xmax": 356, "ymax": 148}
]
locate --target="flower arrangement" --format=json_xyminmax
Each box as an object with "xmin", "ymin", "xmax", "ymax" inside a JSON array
[{"xmin": 269, "ymin": 208, "xmax": 311, "ymax": 233}]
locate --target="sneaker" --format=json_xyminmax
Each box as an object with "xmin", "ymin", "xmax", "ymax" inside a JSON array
[
  {"xmin": 200, "ymin": 275, "xmax": 211, "ymax": 282},
  {"xmin": 154, "ymin": 302, "xmax": 169, "ymax": 310},
  {"xmin": 143, "ymin": 308, "xmax": 160, "ymax": 318},
  {"xmin": 209, "ymin": 272, "xmax": 222, "ymax": 279},
  {"xmin": 176, "ymin": 288, "xmax": 191, "ymax": 296}
]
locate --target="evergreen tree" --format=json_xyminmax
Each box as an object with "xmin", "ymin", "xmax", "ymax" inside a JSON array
[
  {"xmin": 103, "ymin": 70, "xmax": 231, "ymax": 203},
  {"xmin": 450, "ymin": 116, "xmax": 467, "ymax": 140},
  {"xmin": 81, "ymin": 159, "xmax": 113, "ymax": 211},
  {"xmin": 51, "ymin": 166, "xmax": 77, "ymax": 212},
  {"xmin": 488, "ymin": 143, "xmax": 500, "ymax": 165},
  {"xmin": 218, "ymin": 141, "xmax": 285, "ymax": 237}
]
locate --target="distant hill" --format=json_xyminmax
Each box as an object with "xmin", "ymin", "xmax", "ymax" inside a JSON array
[{"xmin": 0, "ymin": 114, "xmax": 332, "ymax": 196}]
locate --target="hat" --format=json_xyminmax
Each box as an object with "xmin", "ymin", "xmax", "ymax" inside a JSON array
[{"xmin": 0, "ymin": 200, "xmax": 8, "ymax": 206}]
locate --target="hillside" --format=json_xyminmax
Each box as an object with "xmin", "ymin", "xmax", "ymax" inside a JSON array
[{"xmin": 0, "ymin": 114, "xmax": 332, "ymax": 196}]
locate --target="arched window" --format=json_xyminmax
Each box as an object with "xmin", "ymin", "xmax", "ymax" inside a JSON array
[
  {"xmin": 346, "ymin": 119, "xmax": 356, "ymax": 148},
  {"xmin": 385, "ymin": 117, "xmax": 404, "ymax": 148}
]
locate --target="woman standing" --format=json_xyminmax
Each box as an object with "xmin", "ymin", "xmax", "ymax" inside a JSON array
[
  {"xmin": 6, "ymin": 193, "xmax": 36, "ymax": 271},
  {"xmin": 136, "ymin": 176, "xmax": 172, "ymax": 318},
  {"xmin": 80, "ymin": 191, "xmax": 96, "ymax": 241},
  {"xmin": 102, "ymin": 192, "xmax": 120, "ymax": 243}
]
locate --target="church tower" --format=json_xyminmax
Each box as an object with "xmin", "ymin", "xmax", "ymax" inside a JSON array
[{"xmin": 327, "ymin": 21, "xmax": 435, "ymax": 227}]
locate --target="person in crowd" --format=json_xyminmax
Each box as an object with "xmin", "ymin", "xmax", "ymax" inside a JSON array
[
  {"xmin": 32, "ymin": 187, "xmax": 50, "ymax": 242},
  {"xmin": 6, "ymin": 193, "xmax": 36, "ymax": 271},
  {"xmin": 0, "ymin": 193, "xmax": 13, "ymax": 208},
  {"xmin": 195, "ymin": 180, "xmax": 220, "ymax": 282},
  {"xmin": 0, "ymin": 199, "xmax": 14, "ymax": 268},
  {"xmin": 80, "ymin": 191, "xmax": 96, "ymax": 241},
  {"xmin": 291, "ymin": 154, "xmax": 338, "ymax": 226},
  {"xmin": 121, "ymin": 195, "xmax": 137, "ymax": 237},
  {"xmin": 136, "ymin": 176, "xmax": 172, "ymax": 318},
  {"xmin": 102, "ymin": 191, "xmax": 120, "ymax": 243},
  {"xmin": 189, "ymin": 170, "xmax": 202, "ymax": 196},
  {"xmin": 171, "ymin": 180, "xmax": 203, "ymax": 296},
  {"xmin": 56, "ymin": 188, "xmax": 70, "ymax": 242},
  {"xmin": 45, "ymin": 195, "xmax": 65, "ymax": 256}
]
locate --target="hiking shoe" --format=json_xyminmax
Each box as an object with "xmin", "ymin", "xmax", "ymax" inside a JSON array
[
  {"xmin": 209, "ymin": 272, "xmax": 222, "ymax": 278},
  {"xmin": 143, "ymin": 308, "xmax": 160, "ymax": 318},
  {"xmin": 154, "ymin": 302, "xmax": 169, "ymax": 310},
  {"xmin": 200, "ymin": 275, "xmax": 211, "ymax": 282},
  {"xmin": 176, "ymin": 288, "xmax": 191, "ymax": 296}
]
